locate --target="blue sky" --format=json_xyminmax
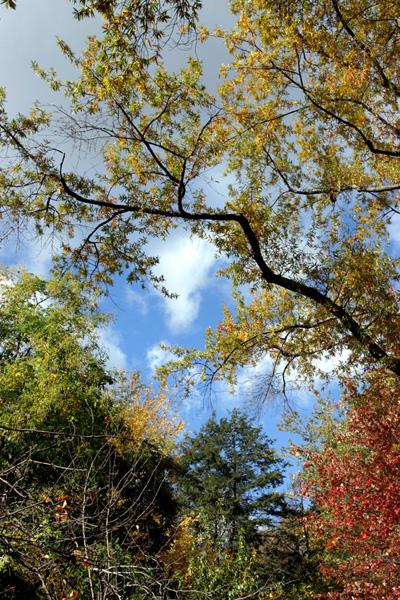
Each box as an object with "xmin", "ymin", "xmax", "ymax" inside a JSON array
[{"xmin": 0, "ymin": 1, "xmax": 331, "ymax": 477}]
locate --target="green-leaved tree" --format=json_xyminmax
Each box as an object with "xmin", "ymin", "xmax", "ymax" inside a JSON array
[{"xmin": 0, "ymin": 268, "xmax": 180, "ymax": 600}]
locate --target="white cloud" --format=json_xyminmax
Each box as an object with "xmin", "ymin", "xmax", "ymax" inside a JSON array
[
  {"xmin": 388, "ymin": 213, "xmax": 400, "ymax": 248},
  {"xmin": 97, "ymin": 327, "xmax": 128, "ymax": 371},
  {"xmin": 151, "ymin": 236, "xmax": 217, "ymax": 333},
  {"xmin": 0, "ymin": 233, "xmax": 56, "ymax": 278},
  {"xmin": 125, "ymin": 288, "xmax": 149, "ymax": 316},
  {"xmin": 313, "ymin": 348, "xmax": 351, "ymax": 375},
  {"xmin": 146, "ymin": 341, "xmax": 175, "ymax": 375}
]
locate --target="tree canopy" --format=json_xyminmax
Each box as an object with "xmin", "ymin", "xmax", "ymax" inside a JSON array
[
  {"xmin": 0, "ymin": 268, "xmax": 183, "ymax": 599},
  {"xmin": 299, "ymin": 369, "xmax": 400, "ymax": 599},
  {"xmin": 0, "ymin": 0, "xmax": 399, "ymax": 397}
]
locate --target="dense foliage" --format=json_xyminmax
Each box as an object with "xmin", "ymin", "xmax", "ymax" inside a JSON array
[
  {"xmin": 299, "ymin": 370, "xmax": 400, "ymax": 599},
  {"xmin": 178, "ymin": 409, "xmax": 287, "ymax": 547},
  {"xmin": 0, "ymin": 269, "xmax": 181, "ymax": 599},
  {"xmin": 2, "ymin": 0, "xmax": 400, "ymax": 597}
]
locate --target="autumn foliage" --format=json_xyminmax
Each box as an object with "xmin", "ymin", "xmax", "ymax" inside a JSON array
[
  {"xmin": 301, "ymin": 370, "xmax": 400, "ymax": 599},
  {"xmin": 0, "ymin": 268, "xmax": 181, "ymax": 600},
  {"xmin": 3, "ymin": 0, "xmax": 400, "ymax": 597}
]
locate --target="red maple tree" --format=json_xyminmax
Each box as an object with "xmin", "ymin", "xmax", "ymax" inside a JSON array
[{"xmin": 301, "ymin": 369, "xmax": 400, "ymax": 599}]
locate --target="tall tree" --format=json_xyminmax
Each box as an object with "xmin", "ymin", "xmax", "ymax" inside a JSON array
[
  {"xmin": 0, "ymin": 267, "xmax": 182, "ymax": 600},
  {"xmin": 296, "ymin": 369, "xmax": 400, "ymax": 599},
  {"xmin": 178, "ymin": 409, "xmax": 287, "ymax": 548},
  {"xmin": 1, "ymin": 0, "xmax": 400, "ymax": 393}
]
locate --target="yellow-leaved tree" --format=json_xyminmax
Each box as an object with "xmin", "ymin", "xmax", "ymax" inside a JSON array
[
  {"xmin": 0, "ymin": 267, "xmax": 183, "ymax": 600},
  {"xmin": 0, "ymin": 0, "xmax": 400, "ymax": 395},
  {"xmin": 111, "ymin": 371, "xmax": 184, "ymax": 454}
]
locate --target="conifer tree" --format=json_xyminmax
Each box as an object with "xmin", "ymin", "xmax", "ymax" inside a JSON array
[{"xmin": 178, "ymin": 409, "xmax": 287, "ymax": 548}]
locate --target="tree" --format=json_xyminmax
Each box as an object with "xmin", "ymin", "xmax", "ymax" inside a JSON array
[
  {"xmin": 0, "ymin": 267, "xmax": 183, "ymax": 599},
  {"xmin": 298, "ymin": 369, "xmax": 400, "ymax": 599},
  {"xmin": 0, "ymin": 0, "xmax": 16, "ymax": 8},
  {"xmin": 171, "ymin": 412, "xmax": 330, "ymax": 600},
  {"xmin": 256, "ymin": 501, "xmax": 334, "ymax": 600},
  {"xmin": 163, "ymin": 409, "xmax": 288, "ymax": 600},
  {"xmin": 177, "ymin": 409, "xmax": 287, "ymax": 548},
  {"xmin": 1, "ymin": 0, "xmax": 400, "ymax": 394}
]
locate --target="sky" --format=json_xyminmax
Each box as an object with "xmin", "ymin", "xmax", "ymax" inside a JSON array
[{"xmin": 0, "ymin": 0, "xmax": 324, "ymax": 477}]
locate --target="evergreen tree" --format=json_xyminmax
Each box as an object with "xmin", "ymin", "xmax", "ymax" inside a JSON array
[{"xmin": 178, "ymin": 409, "xmax": 287, "ymax": 548}]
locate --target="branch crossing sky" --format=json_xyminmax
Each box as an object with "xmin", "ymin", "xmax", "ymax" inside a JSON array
[{"xmin": 0, "ymin": 1, "xmax": 328, "ymax": 468}]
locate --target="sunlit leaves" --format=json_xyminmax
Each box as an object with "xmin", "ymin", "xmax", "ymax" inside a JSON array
[
  {"xmin": 111, "ymin": 371, "xmax": 185, "ymax": 454},
  {"xmin": 0, "ymin": 0, "xmax": 16, "ymax": 8},
  {"xmin": 2, "ymin": 0, "xmax": 400, "ymax": 389},
  {"xmin": 0, "ymin": 267, "xmax": 111, "ymax": 435},
  {"xmin": 300, "ymin": 370, "xmax": 400, "ymax": 599}
]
